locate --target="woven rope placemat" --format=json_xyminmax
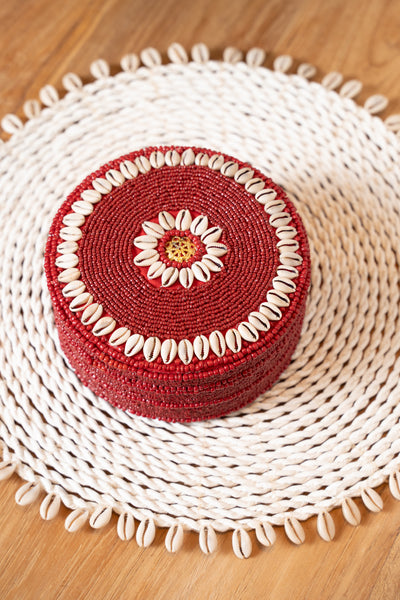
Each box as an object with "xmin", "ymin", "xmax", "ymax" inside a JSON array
[{"xmin": 1, "ymin": 44, "xmax": 400, "ymax": 558}]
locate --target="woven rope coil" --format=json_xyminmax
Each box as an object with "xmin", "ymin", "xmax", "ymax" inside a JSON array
[{"xmin": 1, "ymin": 44, "xmax": 400, "ymax": 556}]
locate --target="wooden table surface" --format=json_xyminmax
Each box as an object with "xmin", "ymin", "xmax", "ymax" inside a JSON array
[{"xmin": 1, "ymin": 0, "xmax": 400, "ymax": 598}]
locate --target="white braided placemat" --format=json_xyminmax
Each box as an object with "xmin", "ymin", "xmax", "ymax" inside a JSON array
[{"xmin": 1, "ymin": 44, "xmax": 400, "ymax": 558}]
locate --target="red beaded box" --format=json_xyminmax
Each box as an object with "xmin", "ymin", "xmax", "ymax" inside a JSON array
[{"xmin": 45, "ymin": 146, "xmax": 311, "ymax": 422}]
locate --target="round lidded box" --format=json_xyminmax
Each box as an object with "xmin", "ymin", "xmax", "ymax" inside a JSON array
[{"xmin": 45, "ymin": 146, "xmax": 311, "ymax": 422}]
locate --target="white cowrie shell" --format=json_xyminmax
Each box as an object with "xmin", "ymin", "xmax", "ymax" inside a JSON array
[
  {"xmin": 277, "ymin": 239, "xmax": 299, "ymax": 252},
  {"xmin": 57, "ymin": 241, "xmax": 78, "ymax": 254},
  {"xmin": 134, "ymin": 249, "xmax": 159, "ymax": 266},
  {"xmin": 255, "ymin": 187, "xmax": 277, "ymax": 204},
  {"xmin": 365, "ymin": 94, "xmax": 389, "ymax": 114},
  {"xmin": 147, "ymin": 261, "xmax": 166, "ymax": 279},
  {"xmin": 195, "ymin": 152, "xmax": 209, "ymax": 166},
  {"xmin": 120, "ymin": 53, "xmax": 139, "ymax": 72},
  {"xmin": 89, "ymin": 505, "xmax": 113, "ymax": 529},
  {"xmin": 69, "ymin": 292, "xmax": 93, "ymax": 312},
  {"xmin": 133, "ymin": 235, "xmax": 158, "ymax": 250},
  {"xmin": 246, "ymin": 47, "xmax": 266, "ymax": 67},
  {"xmin": 245, "ymin": 178, "xmax": 264, "ymax": 194},
  {"xmin": 134, "ymin": 155, "xmax": 151, "ymax": 174},
  {"xmin": 178, "ymin": 339, "xmax": 194, "ymax": 364},
  {"xmin": 273, "ymin": 54, "xmax": 293, "ymax": 73},
  {"xmin": 125, "ymin": 333, "xmax": 145, "ymax": 357},
  {"xmin": 1, "ymin": 113, "xmax": 23, "ymax": 133},
  {"xmin": 192, "ymin": 261, "xmax": 211, "ymax": 282},
  {"xmin": 317, "ymin": 511, "xmax": 335, "ymax": 542},
  {"xmin": 276, "ymin": 226, "xmax": 298, "ymax": 239},
  {"xmin": 142, "ymin": 221, "xmax": 165, "ymax": 238},
  {"xmin": 23, "ymin": 99, "xmax": 41, "ymax": 119},
  {"xmin": 136, "ymin": 517, "xmax": 156, "ymax": 547},
  {"xmin": 206, "ymin": 243, "xmax": 228, "ymax": 257},
  {"xmin": 55, "ymin": 253, "xmax": 79, "ymax": 269},
  {"xmin": 191, "ymin": 42, "xmax": 210, "ymax": 63},
  {"xmin": 62, "ymin": 71, "xmax": 83, "ymax": 92},
  {"xmin": 209, "ymin": 330, "xmax": 226, "ymax": 357},
  {"xmin": 201, "ymin": 255, "xmax": 223, "ymax": 272},
  {"xmin": 340, "ymin": 79, "xmax": 362, "ymax": 98},
  {"xmin": 92, "ymin": 316, "xmax": 116, "ymax": 337},
  {"xmin": 223, "ymin": 46, "xmax": 243, "ymax": 64},
  {"xmin": 165, "ymin": 523, "xmax": 184, "ymax": 553},
  {"xmin": 105, "ymin": 169, "xmax": 125, "ymax": 186},
  {"xmin": 92, "ymin": 177, "xmax": 113, "ymax": 194},
  {"xmin": 273, "ymin": 276, "xmax": 297, "ymax": 294},
  {"xmin": 389, "ymin": 471, "xmax": 400, "ymax": 500},
  {"xmin": 190, "ymin": 215, "xmax": 208, "ymax": 235},
  {"xmin": 161, "ymin": 339, "xmax": 178, "ymax": 364},
  {"xmin": 175, "ymin": 209, "xmax": 192, "ymax": 230},
  {"xmin": 277, "ymin": 265, "xmax": 298, "ymax": 279},
  {"xmin": 264, "ymin": 199, "xmax": 286, "ymax": 214},
  {"xmin": 63, "ymin": 212, "xmax": 85, "ymax": 227},
  {"xmin": 179, "ymin": 267, "xmax": 194, "ymax": 289},
  {"xmin": 238, "ymin": 322, "xmax": 259, "ymax": 342},
  {"xmin": 39, "ymin": 84, "xmax": 59, "ymax": 106},
  {"xmin": 120, "ymin": 160, "xmax": 139, "ymax": 179},
  {"xmin": 269, "ymin": 212, "xmax": 292, "ymax": 228},
  {"xmin": 65, "ymin": 508, "xmax": 89, "ymax": 532},
  {"xmin": 58, "ymin": 268, "xmax": 81, "ymax": 283},
  {"xmin": 90, "ymin": 58, "xmax": 110, "ymax": 79},
  {"xmin": 109, "ymin": 327, "xmax": 131, "ymax": 346},
  {"xmin": 201, "ymin": 227, "xmax": 222, "ymax": 244},
  {"xmin": 321, "ymin": 71, "xmax": 343, "ymax": 90},
  {"xmin": 181, "ymin": 148, "xmax": 195, "ymax": 165},
  {"xmin": 342, "ymin": 498, "xmax": 361, "ymax": 526},
  {"xmin": 208, "ymin": 154, "xmax": 224, "ymax": 170},
  {"xmin": 117, "ymin": 513, "xmax": 135, "ymax": 541},
  {"xmin": 15, "ymin": 481, "xmax": 41, "ymax": 505},
  {"xmin": 280, "ymin": 252, "xmax": 303, "ymax": 267},
  {"xmin": 266, "ymin": 289, "xmax": 290, "ymax": 307},
  {"xmin": 162, "ymin": 266, "xmax": 179, "ymax": 287},
  {"xmin": 199, "ymin": 525, "xmax": 217, "ymax": 555},
  {"xmin": 62, "ymin": 280, "xmax": 86, "ymax": 298},
  {"xmin": 220, "ymin": 160, "xmax": 238, "ymax": 177},
  {"xmin": 259, "ymin": 302, "xmax": 282, "ymax": 320},
  {"xmin": 361, "ymin": 488, "xmax": 383, "ymax": 512},
  {"xmin": 150, "ymin": 150, "xmax": 165, "ymax": 168},
  {"xmin": 140, "ymin": 47, "xmax": 162, "ymax": 67},
  {"xmin": 60, "ymin": 226, "xmax": 82, "ymax": 241},
  {"xmin": 232, "ymin": 528, "xmax": 252, "ymax": 559},
  {"xmin": 71, "ymin": 200, "xmax": 94, "ymax": 216},
  {"xmin": 297, "ymin": 62, "xmax": 317, "ymax": 79},
  {"xmin": 225, "ymin": 328, "xmax": 242, "ymax": 353},
  {"xmin": 194, "ymin": 335, "xmax": 210, "ymax": 360},
  {"xmin": 0, "ymin": 460, "xmax": 16, "ymax": 480},
  {"xmin": 234, "ymin": 167, "xmax": 254, "ymax": 184},
  {"xmin": 40, "ymin": 493, "xmax": 61, "ymax": 520},
  {"xmin": 385, "ymin": 114, "xmax": 400, "ymax": 134},
  {"xmin": 284, "ymin": 517, "xmax": 305, "ymax": 545},
  {"xmin": 255, "ymin": 521, "xmax": 276, "ymax": 547},
  {"xmin": 167, "ymin": 42, "xmax": 189, "ymax": 64},
  {"xmin": 165, "ymin": 149, "xmax": 181, "ymax": 166},
  {"xmin": 158, "ymin": 211, "xmax": 175, "ymax": 230},
  {"xmin": 81, "ymin": 303, "xmax": 103, "ymax": 325},
  {"xmin": 143, "ymin": 337, "xmax": 161, "ymax": 362},
  {"xmin": 248, "ymin": 311, "xmax": 270, "ymax": 331}
]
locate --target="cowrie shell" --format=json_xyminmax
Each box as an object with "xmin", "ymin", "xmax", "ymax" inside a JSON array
[
  {"xmin": 201, "ymin": 255, "xmax": 223, "ymax": 272},
  {"xmin": 178, "ymin": 339, "xmax": 194, "ymax": 364},
  {"xmin": 147, "ymin": 261, "xmax": 166, "ymax": 279},
  {"xmin": 238, "ymin": 321, "xmax": 259, "ymax": 342},
  {"xmin": 264, "ymin": 199, "xmax": 286, "ymax": 214},
  {"xmin": 361, "ymin": 487, "xmax": 383, "ymax": 512},
  {"xmin": 63, "ymin": 213, "xmax": 85, "ymax": 227},
  {"xmin": 259, "ymin": 302, "xmax": 282, "ymax": 320},
  {"xmin": 89, "ymin": 506, "xmax": 113, "ymax": 529},
  {"xmin": 125, "ymin": 333, "xmax": 145, "ymax": 357},
  {"xmin": 140, "ymin": 47, "xmax": 162, "ymax": 67},
  {"xmin": 0, "ymin": 460, "xmax": 16, "ymax": 480},
  {"xmin": 280, "ymin": 252, "xmax": 303, "ymax": 267},
  {"xmin": 58, "ymin": 267, "xmax": 81, "ymax": 283},
  {"xmin": 62, "ymin": 280, "xmax": 86, "ymax": 297},
  {"xmin": 277, "ymin": 239, "xmax": 299, "ymax": 252},
  {"xmin": 321, "ymin": 71, "xmax": 343, "ymax": 90},
  {"xmin": 158, "ymin": 211, "xmax": 175, "ymax": 230},
  {"xmin": 297, "ymin": 62, "xmax": 317, "ymax": 79},
  {"xmin": 120, "ymin": 160, "xmax": 138, "ymax": 179},
  {"xmin": 179, "ymin": 267, "xmax": 194, "ymax": 289},
  {"xmin": 255, "ymin": 188, "xmax": 277, "ymax": 204},
  {"xmin": 143, "ymin": 337, "xmax": 161, "ymax": 361},
  {"xmin": 209, "ymin": 330, "xmax": 226, "ymax": 357},
  {"xmin": 161, "ymin": 339, "xmax": 178, "ymax": 364},
  {"xmin": 39, "ymin": 84, "xmax": 59, "ymax": 106},
  {"xmin": 134, "ymin": 249, "xmax": 159, "ymax": 266},
  {"xmin": 266, "ymin": 289, "xmax": 290, "ymax": 307},
  {"xmin": 15, "ymin": 481, "xmax": 41, "ymax": 505},
  {"xmin": 92, "ymin": 177, "xmax": 112, "ymax": 194},
  {"xmin": 255, "ymin": 521, "xmax": 276, "ymax": 547},
  {"xmin": 55, "ymin": 253, "xmax": 78, "ymax": 269},
  {"xmin": 120, "ymin": 53, "xmax": 139, "ymax": 73},
  {"xmin": 65, "ymin": 508, "xmax": 89, "ymax": 532},
  {"xmin": 208, "ymin": 154, "xmax": 224, "ymax": 170},
  {"xmin": 134, "ymin": 155, "xmax": 151, "ymax": 174},
  {"xmin": 181, "ymin": 148, "xmax": 195, "ymax": 165},
  {"xmin": 92, "ymin": 316, "xmax": 116, "ymax": 336},
  {"xmin": 105, "ymin": 169, "xmax": 125, "ymax": 186},
  {"xmin": 109, "ymin": 327, "xmax": 131, "ymax": 346},
  {"xmin": 191, "ymin": 42, "xmax": 210, "ymax": 63},
  {"xmin": 273, "ymin": 54, "xmax": 293, "ymax": 73},
  {"xmin": 57, "ymin": 241, "xmax": 78, "ymax": 254},
  {"xmin": 199, "ymin": 525, "xmax": 217, "ymax": 554},
  {"xmin": 190, "ymin": 215, "xmax": 208, "ymax": 235},
  {"xmin": 201, "ymin": 227, "xmax": 222, "ymax": 244},
  {"xmin": 165, "ymin": 149, "xmax": 181, "ymax": 166},
  {"xmin": 284, "ymin": 516, "xmax": 305, "ymax": 545},
  {"xmin": 192, "ymin": 261, "xmax": 211, "ymax": 282},
  {"xmin": 136, "ymin": 518, "xmax": 156, "ymax": 547},
  {"xmin": 195, "ymin": 152, "xmax": 209, "ymax": 166},
  {"xmin": 59, "ymin": 226, "xmax": 82, "ymax": 241},
  {"xmin": 234, "ymin": 167, "xmax": 254, "ymax": 184},
  {"xmin": 223, "ymin": 46, "xmax": 243, "ymax": 64},
  {"xmin": 162, "ymin": 266, "xmax": 179, "ymax": 287},
  {"xmin": 150, "ymin": 150, "xmax": 165, "ymax": 168},
  {"xmin": 225, "ymin": 328, "xmax": 242, "ymax": 353},
  {"xmin": 276, "ymin": 226, "xmax": 297, "ymax": 239},
  {"xmin": 81, "ymin": 303, "xmax": 103, "ymax": 325},
  {"xmin": 165, "ymin": 523, "xmax": 184, "ymax": 553},
  {"xmin": 342, "ymin": 498, "xmax": 361, "ymax": 526},
  {"xmin": 269, "ymin": 212, "xmax": 292, "ymax": 228},
  {"xmin": 70, "ymin": 200, "xmax": 93, "ymax": 217},
  {"xmin": 232, "ymin": 528, "xmax": 252, "ymax": 559},
  {"xmin": 70, "ymin": 292, "xmax": 93, "ymax": 312},
  {"xmin": 175, "ymin": 209, "xmax": 192, "ymax": 230},
  {"xmin": 40, "ymin": 493, "xmax": 61, "ymax": 520},
  {"xmin": 389, "ymin": 471, "xmax": 400, "ymax": 500},
  {"xmin": 272, "ymin": 276, "xmax": 297, "ymax": 294},
  {"xmin": 248, "ymin": 311, "xmax": 270, "ymax": 331},
  {"xmin": 81, "ymin": 189, "xmax": 102, "ymax": 203},
  {"xmin": 317, "ymin": 511, "xmax": 335, "ymax": 542},
  {"xmin": 245, "ymin": 178, "xmax": 264, "ymax": 194},
  {"xmin": 142, "ymin": 221, "xmax": 165, "ymax": 238},
  {"xmin": 340, "ymin": 79, "xmax": 362, "ymax": 99},
  {"xmin": 168, "ymin": 42, "xmax": 189, "ymax": 64},
  {"xmin": 117, "ymin": 513, "xmax": 135, "ymax": 541},
  {"xmin": 246, "ymin": 47, "xmax": 265, "ymax": 67},
  {"xmin": 206, "ymin": 242, "xmax": 227, "ymax": 257},
  {"xmin": 220, "ymin": 161, "xmax": 238, "ymax": 177},
  {"xmin": 90, "ymin": 59, "xmax": 110, "ymax": 79},
  {"xmin": 277, "ymin": 265, "xmax": 298, "ymax": 279},
  {"xmin": 194, "ymin": 335, "xmax": 210, "ymax": 360},
  {"xmin": 133, "ymin": 235, "xmax": 158, "ymax": 249}
]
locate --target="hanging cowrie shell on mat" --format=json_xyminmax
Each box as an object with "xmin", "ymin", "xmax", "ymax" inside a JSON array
[
  {"xmin": 192, "ymin": 261, "xmax": 211, "ymax": 282},
  {"xmin": 2, "ymin": 113, "xmax": 23, "ymax": 135},
  {"xmin": 165, "ymin": 523, "xmax": 184, "ymax": 553},
  {"xmin": 339, "ymin": 79, "xmax": 362, "ymax": 98},
  {"xmin": 165, "ymin": 149, "xmax": 181, "ymax": 166},
  {"xmin": 90, "ymin": 58, "xmax": 110, "ymax": 79},
  {"xmin": 120, "ymin": 53, "xmax": 140, "ymax": 73},
  {"xmin": 161, "ymin": 266, "xmax": 179, "ymax": 287},
  {"xmin": 140, "ymin": 47, "xmax": 162, "ymax": 67},
  {"xmin": 167, "ymin": 42, "xmax": 188, "ymax": 64},
  {"xmin": 179, "ymin": 267, "xmax": 194, "ymax": 289},
  {"xmin": 65, "ymin": 508, "xmax": 89, "ymax": 532},
  {"xmin": 317, "ymin": 511, "xmax": 335, "ymax": 542},
  {"xmin": 161, "ymin": 339, "xmax": 178, "ymax": 364},
  {"xmin": 199, "ymin": 524, "xmax": 217, "ymax": 554},
  {"xmin": 134, "ymin": 249, "xmax": 159, "ymax": 266},
  {"xmin": 321, "ymin": 71, "xmax": 343, "ymax": 90},
  {"xmin": 191, "ymin": 42, "xmax": 210, "ymax": 63},
  {"xmin": 142, "ymin": 221, "xmax": 165, "ymax": 238},
  {"xmin": 220, "ymin": 161, "xmax": 238, "ymax": 178},
  {"xmin": 136, "ymin": 518, "xmax": 156, "ymax": 547},
  {"xmin": 232, "ymin": 528, "xmax": 252, "ymax": 559},
  {"xmin": 245, "ymin": 178, "xmax": 264, "ymax": 194},
  {"xmin": 364, "ymin": 94, "xmax": 389, "ymax": 115},
  {"xmin": 81, "ymin": 189, "xmax": 102, "ymax": 204},
  {"xmin": 92, "ymin": 316, "xmax": 116, "ymax": 337},
  {"xmin": 238, "ymin": 321, "xmax": 259, "ymax": 342},
  {"xmin": 134, "ymin": 155, "xmax": 151, "ymax": 174},
  {"xmin": 248, "ymin": 311, "xmax": 270, "ymax": 332},
  {"xmin": 226, "ymin": 328, "xmax": 242, "ymax": 353},
  {"xmin": 62, "ymin": 72, "xmax": 83, "ymax": 91},
  {"xmin": 255, "ymin": 521, "xmax": 276, "ymax": 547},
  {"xmin": 158, "ymin": 211, "xmax": 174, "ymax": 230},
  {"xmin": 209, "ymin": 330, "xmax": 226, "ymax": 357},
  {"xmin": 124, "ymin": 333, "xmax": 144, "ymax": 357},
  {"xmin": 72, "ymin": 200, "xmax": 94, "ymax": 216},
  {"xmin": 273, "ymin": 276, "xmax": 297, "ymax": 294},
  {"xmin": 57, "ymin": 241, "xmax": 78, "ymax": 254},
  {"xmin": 105, "ymin": 169, "xmax": 125, "ymax": 187},
  {"xmin": 0, "ymin": 460, "xmax": 16, "ymax": 480},
  {"xmin": 89, "ymin": 505, "xmax": 112, "ymax": 529},
  {"xmin": 280, "ymin": 252, "xmax": 303, "ymax": 267},
  {"xmin": 208, "ymin": 154, "xmax": 224, "ymax": 170},
  {"xmin": 195, "ymin": 152, "xmax": 209, "ymax": 166},
  {"xmin": 40, "ymin": 493, "xmax": 61, "ymax": 520},
  {"xmin": 234, "ymin": 167, "xmax": 254, "ymax": 184},
  {"xmin": 181, "ymin": 148, "xmax": 195, "ymax": 165},
  {"xmin": 63, "ymin": 213, "xmax": 85, "ymax": 227},
  {"xmin": 246, "ymin": 47, "xmax": 266, "ymax": 67},
  {"xmin": 62, "ymin": 280, "xmax": 86, "ymax": 298},
  {"xmin": 342, "ymin": 498, "xmax": 361, "ymax": 526},
  {"xmin": 117, "ymin": 513, "xmax": 135, "ymax": 541},
  {"xmin": 59, "ymin": 227, "xmax": 82, "ymax": 241},
  {"xmin": 143, "ymin": 337, "xmax": 161, "ymax": 362},
  {"xmin": 190, "ymin": 215, "xmax": 208, "ymax": 236},
  {"xmin": 277, "ymin": 265, "xmax": 298, "ymax": 279},
  {"xmin": 206, "ymin": 242, "xmax": 227, "ymax": 257},
  {"xmin": 109, "ymin": 327, "xmax": 131, "ymax": 347},
  {"xmin": 58, "ymin": 267, "xmax": 81, "ymax": 283},
  {"xmin": 255, "ymin": 186, "xmax": 277, "ymax": 203},
  {"xmin": 15, "ymin": 481, "xmax": 41, "ymax": 506},
  {"xmin": 385, "ymin": 114, "xmax": 400, "ymax": 134},
  {"xmin": 202, "ymin": 255, "xmax": 223, "ymax": 272},
  {"xmin": 262, "ymin": 199, "xmax": 285, "ymax": 214},
  {"xmin": 150, "ymin": 150, "xmax": 165, "ymax": 169},
  {"xmin": 178, "ymin": 339, "xmax": 194, "ymax": 364},
  {"xmin": 81, "ymin": 303, "xmax": 103, "ymax": 325},
  {"xmin": 23, "ymin": 99, "xmax": 41, "ymax": 120},
  {"xmin": 361, "ymin": 488, "xmax": 383, "ymax": 512},
  {"xmin": 39, "ymin": 84, "xmax": 59, "ymax": 106},
  {"xmin": 147, "ymin": 261, "xmax": 166, "ymax": 279},
  {"xmin": 92, "ymin": 177, "xmax": 113, "ymax": 194},
  {"xmin": 134, "ymin": 235, "xmax": 158, "ymax": 250},
  {"xmin": 266, "ymin": 289, "xmax": 290, "ymax": 307},
  {"xmin": 223, "ymin": 46, "xmax": 243, "ymax": 64},
  {"xmin": 260, "ymin": 302, "xmax": 282, "ymax": 320},
  {"xmin": 120, "ymin": 160, "xmax": 139, "ymax": 179},
  {"xmin": 284, "ymin": 516, "xmax": 305, "ymax": 545},
  {"xmin": 201, "ymin": 227, "xmax": 222, "ymax": 244},
  {"xmin": 175, "ymin": 209, "xmax": 192, "ymax": 230},
  {"xmin": 194, "ymin": 335, "xmax": 210, "ymax": 360},
  {"xmin": 389, "ymin": 471, "xmax": 400, "ymax": 500},
  {"xmin": 277, "ymin": 239, "xmax": 299, "ymax": 252},
  {"xmin": 273, "ymin": 55, "xmax": 293, "ymax": 73},
  {"xmin": 297, "ymin": 62, "xmax": 317, "ymax": 79},
  {"xmin": 269, "ymin": 212, "xmax": 292, "ymax": 228},
  {"xmin": 276, "ymin": 225, "xmax": 297, "ymax": 239},
  {"xmin": 55, "ymin": 253, "xmax": 79, "ymax": 269}
]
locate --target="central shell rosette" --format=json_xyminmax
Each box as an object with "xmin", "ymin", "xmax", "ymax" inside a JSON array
[{"xmin": 133, "ymin": 209, "xmax": 228, "ymax": 288}]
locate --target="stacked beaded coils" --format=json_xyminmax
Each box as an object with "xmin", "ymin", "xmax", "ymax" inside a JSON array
[{"xmin": 45, "ymin": 146, "xmax": 311, "ymax": 421}]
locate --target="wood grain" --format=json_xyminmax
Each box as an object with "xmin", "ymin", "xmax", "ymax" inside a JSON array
[{"xmin": 0, "ymin": 0, "xmax": 400, "ymax": 598}]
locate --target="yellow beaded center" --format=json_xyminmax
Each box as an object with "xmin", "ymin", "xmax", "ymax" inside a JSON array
[{"xmin": 165, "ymin": 236, "xmax": 197, "ymax": 262}]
